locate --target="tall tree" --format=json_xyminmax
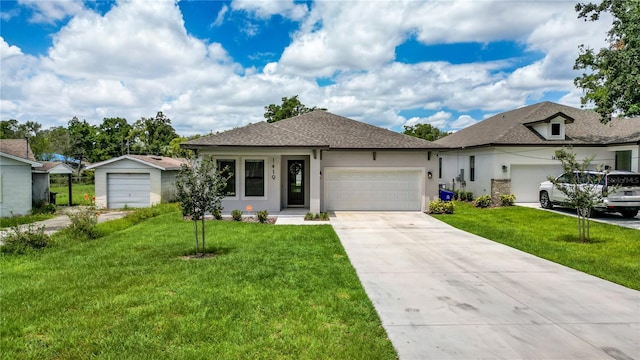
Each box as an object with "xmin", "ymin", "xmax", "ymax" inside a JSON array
[
  {"xmin": 403, "ymin": 123, "xmax": 449, "ymax": 141},
  {"xmin": 264, "ymin": 95, "xmax": 325, "ymax": 123},
  {"xmin": 574, "ymin": 0, "xmax": 640, "ymax": 122},
  {"xmin": 67, "ymin": 117, "xmax": 97, "ymax": 164},
  {"xmin": 94, "ymin": 117, "xmax": 132, "ymax": 161},
  {"xmin": 129, "ymin": 111, "xmax": 178, "ymax": 155}
]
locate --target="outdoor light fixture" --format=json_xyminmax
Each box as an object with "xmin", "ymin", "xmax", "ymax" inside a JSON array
[
  {"xmin": 427, "ymin": 171, "xmax": 433, "ymax": 179},
  {"xmin": 501, "ymin": 165, "xmax": 508, "ymax": 172}
]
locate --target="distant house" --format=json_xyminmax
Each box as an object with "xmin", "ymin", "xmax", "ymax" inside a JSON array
[
  {"xmin": 86, "ymin": 155, "xmax": 189, "ymax": 209},
  {"xmin": 0, "ymin": 139, "xmax": 43, "ymax": 217},
  {"xmin": 434, "ymin": 102, "xmax": 640, "ymax": 203},
  {"xmin": 181, "ymin": 111, "xmax": 445, "ymax": 213}
]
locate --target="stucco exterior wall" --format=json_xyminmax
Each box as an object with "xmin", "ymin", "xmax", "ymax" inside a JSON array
[
  {"xmin": 93, "ymin": 159, "xmax": 162, "ymax": 209},
  {"xmin": 0, "ymin": 156, "xmax": 33, "ymax": 217},
  {"xmin": 439, "ymin": 146, "xmax": 616, "ymax": 202}
]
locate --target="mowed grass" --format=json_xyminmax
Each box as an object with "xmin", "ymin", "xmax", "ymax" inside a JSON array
[
  {"xmin": 432, "ymin": 202, "xmax": 640, "ymax": 290},
  {"xmin": 0, "ymin": 210, "xmax": 395, "ymax": 359},
  {"xmin": 50, "ymin": 183, "xmax": 95, "ymax": 206}
]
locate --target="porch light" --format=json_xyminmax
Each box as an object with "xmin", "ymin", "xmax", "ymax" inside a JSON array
[{"xmin": 427, "ymin": 171, "xmax": 433, "ymax": 179}]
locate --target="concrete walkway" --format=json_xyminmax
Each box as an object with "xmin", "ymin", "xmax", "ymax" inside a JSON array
[{"xmin": 331, "ymin": 212, "xmax": 640, "ymax": 360}]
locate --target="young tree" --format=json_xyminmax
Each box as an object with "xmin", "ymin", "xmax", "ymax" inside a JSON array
[
  {"xmin": 549, "ymin": 148, "xmax": 607, "ymax": 242},
  {"xmin": 574, "ymin": 0, "xmax": 640, "ymax": 122},
  {"xmin": 264, "ymin": 95, "xmax": 325, "ymax": 123},
  {"xmin": 175, "ymin": 156, "xmax": 230, "ymax": 256},
  {"xmin": 403, "ymin": 123, "xmax": 449, "ymax": 141}
]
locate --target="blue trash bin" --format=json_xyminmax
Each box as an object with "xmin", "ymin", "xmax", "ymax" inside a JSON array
[{"xmin": 439, "ymin": 189, "xmax": 454, "ymax": 201}]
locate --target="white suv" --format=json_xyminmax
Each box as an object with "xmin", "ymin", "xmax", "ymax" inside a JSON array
[{"xmin": 539, "ymin": 170, "xmax": 640, "ymax": 218}]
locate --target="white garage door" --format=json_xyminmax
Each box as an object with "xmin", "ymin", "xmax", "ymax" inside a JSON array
[
  {"xmin": 107, "ymin": 173, "xmax": 150, "ymax": 209},
  {"xmin": 511, "ymin": 165, "xmax": 563, "ymax": 202},
  {"xmin": 324, "ymin": 169, "xmax": 422, "ymax": 211}
]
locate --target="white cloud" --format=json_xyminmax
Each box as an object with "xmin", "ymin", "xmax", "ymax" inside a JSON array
[
  {"xmin": 231, "ymin": 0, "xmax": 308, "ymax": 21},
  {"xmin": 0, "ymin": 37, "xmax": 23, "ymax": 59},
  {"xmin": 19, "ymin": 0, "xmax": 85, "ymax": 24},
  {"xmin": 211, "ymin": 4, "xmax": 228, "ymax": 27}
]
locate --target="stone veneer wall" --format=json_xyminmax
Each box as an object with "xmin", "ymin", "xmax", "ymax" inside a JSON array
[{"xmin": 491, "ymin": 179, "xmax": 511, "ymax": 204}]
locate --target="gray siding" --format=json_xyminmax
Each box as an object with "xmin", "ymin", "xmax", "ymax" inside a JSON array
[{"xmin": 0, "ymin": 157, "xmax": 33, "ymax": 217}]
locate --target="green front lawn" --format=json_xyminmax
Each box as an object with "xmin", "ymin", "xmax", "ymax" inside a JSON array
[
  {"xmin": 432, "ymin": 202, "xmax": 640, "ymax": 290},
  {"xmin": 50, "ymin": 183, "xmax": 95, "ymax": 206},
  {"xmin": 0, "ymin": 210, "xmax": 395, "ymax": 359}
]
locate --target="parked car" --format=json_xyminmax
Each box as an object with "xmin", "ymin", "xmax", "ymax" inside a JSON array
[{"xmin": 539, "ymin": 170, "xmax": 640, "ymax": 218}]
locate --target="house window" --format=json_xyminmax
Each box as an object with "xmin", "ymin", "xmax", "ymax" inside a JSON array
[
  {"xmin": 245, "ymin": 159, "xmax": 264, "ymax": 196},
  {"xmin": 551, "ymin": 123, "xmax": 561, "ymax": 136},
  {"xmin": 438, "ymin": 157, "xmax": 442, "ymax": 179},
  {"xmin": 216, "ymin": 159, "xmax": 236, "ymax": 196},
  {"xmin": 615, "ymin": 150, "xmax": 632, "ymax": 171},
  {"xmin": 469, "ymin": 156, "xmax": 475, "ymax": 181}
]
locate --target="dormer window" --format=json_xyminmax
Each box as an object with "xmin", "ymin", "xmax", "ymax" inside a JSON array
[{"xmin": 525, "ymin": 112, "xmax": 572, "ymax": 141}]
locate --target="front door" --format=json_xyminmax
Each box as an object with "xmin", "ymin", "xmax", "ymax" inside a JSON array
[{"xmin": 288, "ymin": 160, "xmax": 304, "ymax": 206}]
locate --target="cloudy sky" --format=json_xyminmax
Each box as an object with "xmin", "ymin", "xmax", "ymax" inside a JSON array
[{"xmin": 1, "ymin": 0, "xmax": 611, "ymax": 136}]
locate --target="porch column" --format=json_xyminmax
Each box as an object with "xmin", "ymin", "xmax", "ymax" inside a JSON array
[{"xmin": 309, "ymin": 151, "xmax": 321, "ymax": 213}]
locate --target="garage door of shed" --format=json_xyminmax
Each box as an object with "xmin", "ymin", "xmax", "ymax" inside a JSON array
[
  {"xmin": 107, "ymin": 173, "xmax": 151, "ymax": 209},
  {"xmin": 324, "ymin": 169, "xmax": 422, "ymax": 211}
]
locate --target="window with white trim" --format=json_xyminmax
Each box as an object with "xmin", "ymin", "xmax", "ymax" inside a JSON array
[
  {"xmin": 216, "ymin": 159, "xmax": 236, "ymax": 196},
  {"xmin": 469, "ymin": 156, "xmax": 475, "ymax": 181}
]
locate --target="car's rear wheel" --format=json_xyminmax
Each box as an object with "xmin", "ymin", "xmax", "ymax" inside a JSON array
[
  {"xmin": 620, "ymin": 210, "xmax": 638, "ymax": 219},
  {"xmin": 539, "ymin": 191, "xmax": 553, "ymax": 209}
]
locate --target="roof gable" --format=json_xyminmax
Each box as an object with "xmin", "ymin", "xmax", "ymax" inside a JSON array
[
  {"xmin": 86, "ymin": 155, "xmax": 189, "ymax": 171},
  {"xmin": 183, "ymin": 111, "xmax": 444, "ymax": 150}
]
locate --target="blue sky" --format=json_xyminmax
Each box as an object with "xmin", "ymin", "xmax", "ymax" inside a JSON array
[{"xmin": 0, "ymin": 0, "xmax": 610, "ymax": 136}]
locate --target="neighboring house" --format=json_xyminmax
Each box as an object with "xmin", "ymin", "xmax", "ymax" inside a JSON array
[
  {"xmin": 32, "ymin": 162, "xmax": 74, "ymax": 205},
  {"xmin": 434, "ymin": 102, "xmax": 640, "ymax": 203},
  {"xmin": 86, "ymin": 155, "xmax": 189, "ymax": 209},
  {"xmin": 181, "ymin": 111, "xmax": 444, "ymax": 213},
  {"xmin": 0, "ymin": 139, "xmax": 43, "ymax": 217}
]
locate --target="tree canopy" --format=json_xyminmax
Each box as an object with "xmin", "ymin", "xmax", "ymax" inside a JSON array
[
  {"xmin": 574, "ymin": 0, "xmax": 640, "ymax": 122},
  {"xmin": 264, "ymin": 95, "xmax": 325, "ymax": 123},
  {"xmin": 402, "ymin": 123, "xmax": 449, "ymax": 141}
]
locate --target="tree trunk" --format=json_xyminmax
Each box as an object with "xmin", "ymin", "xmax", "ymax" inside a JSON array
[
  {"xmin": 201, "ymin": 217, "xmax": 206, "ymax": 256},
  {"xmin": 193, "ymin": 220, "xmax": 199, "ymax": 255}
]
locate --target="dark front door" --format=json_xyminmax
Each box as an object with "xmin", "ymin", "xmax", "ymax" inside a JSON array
[{"xmin": 287, "ymin": 160, "xmax": 304, "ymax": 206}]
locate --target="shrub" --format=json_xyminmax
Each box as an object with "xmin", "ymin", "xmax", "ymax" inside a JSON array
[
  {"xmin": 319, "ymin": 212, "xmax": 330, "ymax": 221},
  {"xmin": 257, "ymin": 210, "xmax": 269, "ymax": 223},
  {"xmin": 500, "ymin": 194, "xmax": 516, "ymax": 207},
  {"xmin": 474, "ymin": 195, "xmax": 493, "ymax": 208},
  {"xmin": 0, "ymin": 224, "xmax": 50, "ymax": 254},
  {"xmin": 304, "ymin": 212, "xmax": 314, "ymax": 220},
  {"xmin": 32, "ymin": 202, "xmax": 56, "ymax": 215},
  {"xmin": 231, "ymin": 209, "xmax": 243, "ymax": 221},
  {"xmin": 428, "ymin": 199, "xmax": 455, "ymax": 214},
  {"xmin": 453, "ymin": 190, "xmax": 460, "ymax": 200},
  {"xmin": 67, "ymin": 208, "xmax": 100, "ymax": 239},
  {"xmin": 212, "ymin": 208, "xmax": 223, "ymax": 220},
  {"xmin": 465, "ymin": 192, "xmax": 474, "ymax": 201}
]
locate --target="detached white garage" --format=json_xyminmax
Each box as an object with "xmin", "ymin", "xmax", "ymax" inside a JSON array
[
  {"xmin": 324, "ymin": 168, "xmax": 423, "ymax": 211},
  {"xmin": 87, "ymin": 155, "xmax": 188, "ymax": 209}
]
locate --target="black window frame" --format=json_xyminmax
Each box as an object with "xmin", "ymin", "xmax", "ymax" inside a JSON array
[
  {"xmin": 469, "ymin": 156, "xmax": 475, "ymax": 181},
  {"xmin": 244, "ymin": 159, "xmax": 265, "ymax": 197},
  {"xmin": 216, "ymin": 159, "xmax": 236, "ymax": 197},
  {"xmin": 551, "ymin": 123, "xmax": 561, "ymax": 136}
]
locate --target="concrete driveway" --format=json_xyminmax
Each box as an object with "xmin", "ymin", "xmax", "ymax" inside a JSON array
[{"xmin": 331, "ymin": 212, "xmax": 640, "ymax": 360}]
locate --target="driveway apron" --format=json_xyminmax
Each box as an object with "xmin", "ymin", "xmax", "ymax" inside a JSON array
[{"xmin": 331, "ymin": 212, "xmax": 640, "ymax": 360}]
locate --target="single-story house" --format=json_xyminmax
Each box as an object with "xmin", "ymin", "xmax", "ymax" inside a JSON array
[
  {"xmin": 181, "ymin": 111, "xmax": 444, "ymax": 213},
  {"xmin": 434, "ymin": 102, "xmax": 640, "ymax": 203},
  {"xmin": 86, "ymin": 155, "xmax": 189, "ymax": 209},
  {"xmin": 32, "ymin": 162, "xmax": 75, "ymax": 205},
  {"xmin": 0, "ymin": 139, "xmax": 43, "ymax": 217}
]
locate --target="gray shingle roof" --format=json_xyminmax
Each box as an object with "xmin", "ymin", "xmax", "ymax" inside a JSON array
[
  {"xmin": 182, "ymin": 111, "xmax": 444, "ymax": 150},
  {"xmin": 434, "ymin": 102, "xmax": 640, "ymax": 148}
]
